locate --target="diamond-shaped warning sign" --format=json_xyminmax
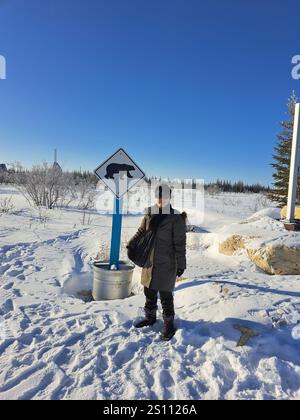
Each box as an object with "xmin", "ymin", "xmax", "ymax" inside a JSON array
[{"xmin": 94, "ymin": 148, "xmax": 145, "ymax": 198}]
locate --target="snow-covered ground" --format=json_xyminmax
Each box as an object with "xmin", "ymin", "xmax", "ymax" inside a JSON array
[{"xmin": 0, "ymin": 186, "xmax": 300, "ymax": 400}]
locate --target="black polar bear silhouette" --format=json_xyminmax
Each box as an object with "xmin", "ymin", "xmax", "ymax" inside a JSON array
[{"xmin": 104, "ymin": 163, "xmax": 135, "ymax": 179}]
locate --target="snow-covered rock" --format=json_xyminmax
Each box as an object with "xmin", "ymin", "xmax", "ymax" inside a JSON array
[
  {"xmin": 219, "ymin": 235, "xmax": 248, "ymax": 256},
  {"xmin": 218, "ymin": 208, "xmax": 300, "ymax": 275},
  {"xmin": 218, "ymin": 234, "xmax": 268, "ymax": 256},
  {"xmin": 246, "ymin": 233, "xmax": 300, "ymax": 275},
  {"xmin": 247, "ymin": 244, "xmax": 300, "ymax": 275},
  {"xmin": 243, "ymin": 207, "xmax": 281, "ymax": 221}
]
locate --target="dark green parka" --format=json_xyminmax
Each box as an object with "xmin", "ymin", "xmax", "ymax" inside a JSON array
[{"xmin": 128, "ymin": 205, "xmax": 187, "ymax": 292}]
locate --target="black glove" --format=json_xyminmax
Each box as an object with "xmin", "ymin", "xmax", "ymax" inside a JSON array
[{"xmin": 176, "ymin": 268, "xmax": 185, "ymax": 277}]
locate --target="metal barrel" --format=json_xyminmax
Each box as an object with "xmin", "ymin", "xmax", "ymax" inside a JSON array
[{"xmin": 92, "ymin": 261, "xmax": 135, "ymax": 301}]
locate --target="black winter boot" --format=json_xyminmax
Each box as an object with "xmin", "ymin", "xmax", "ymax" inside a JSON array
[
  {"xmin": 135, "ymin": 308, "xmax": 157, "ymax": 328},
  {"xmin": 161, "ymin": 316, "xmax": 176, "ymax": 341}
]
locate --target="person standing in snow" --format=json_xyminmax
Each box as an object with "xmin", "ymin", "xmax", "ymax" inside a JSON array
[{"xmin": 127, "ymin": 184, "xmax": 187, "ymax": 341}]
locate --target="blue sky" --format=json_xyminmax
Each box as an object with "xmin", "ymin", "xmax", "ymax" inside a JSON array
[{"xmin": 0, "ymin": 0, "xmax": 299, "ymax": 184}]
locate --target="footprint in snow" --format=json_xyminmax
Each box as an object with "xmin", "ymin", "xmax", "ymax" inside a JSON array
[
  {"xmin": 0, "ymin": 264, "xmax": 10, "ymax": 275},
  {"xmin": 7, "ymin": 269, "xmax": 23, "ymax": 277},
  {"xmin": 156, "ymin": 370, "xmax": 175, "ymax": 399},
  {"xmin": 2, "ymin": 282, "xmax": 14, "ymax": 290},
  {"xmin": 110, "ymin": 341, "xmax": 140, "ymax": 370}
]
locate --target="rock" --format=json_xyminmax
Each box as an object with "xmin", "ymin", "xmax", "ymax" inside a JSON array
[
  {"xmin": 219, "ymin": 235, "xmax": 247, "ymax": 256},
  {"xmin": 234, "ymin": 324, "xmax": 259, "ymax": 347},
  {"xmin": 219, "ymin": 233, "xmax": 300, "ymax": 275},
  {"xmin": 281, "ymin": 205, "xmax": 300, "ymax": 220},
  {"xmin": 247, "ymin": 244, "xmax": 300, "ymax": 275}
]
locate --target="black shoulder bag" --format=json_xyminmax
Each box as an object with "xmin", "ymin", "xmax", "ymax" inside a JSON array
[
  {"xmin": 127, "ymin": 212, "xmax": 169, "ymax": 268},
  {"xmin": 127, "ymin": 229, "xmax": 156, "ymax": 268}
]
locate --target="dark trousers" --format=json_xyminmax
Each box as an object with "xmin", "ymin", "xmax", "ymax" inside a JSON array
[{"xmin": 144, "ymin": 287, "xmax": 175, "ymax": 319}]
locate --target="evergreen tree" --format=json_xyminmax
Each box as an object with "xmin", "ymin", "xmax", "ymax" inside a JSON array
[{"xmin": 269, "ymin": 92, "xmax": 300, "ymax": 207}]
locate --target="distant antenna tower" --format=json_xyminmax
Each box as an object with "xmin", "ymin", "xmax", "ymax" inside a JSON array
[{"xmin": 53, "ymin": 148, "xmax": 62, "ymax": 171}]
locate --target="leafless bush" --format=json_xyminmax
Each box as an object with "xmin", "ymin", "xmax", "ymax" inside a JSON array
[
  {"xmin": 28, "ymin": 207, "xmax": 50, "ymax": 229},
  {"xmin": 36, "ymin": 207, "xmax": 50, "ymax": 226},
  {"xmin": 76, "ymin": 178, "xmax": 96, "ymax": 210},
  {"xmin": 250, "ymin": 194, "xmax": 272, "ymax": 213},
  {"xmin": 11, "ymin": 163, "xmax": 75, "ymax": 210},
  {"xmin": 95, "ymin": 241, "xmax": 110, "ymax": 261},
  {"xmin": 0, "ymin": 196, "xmax": 14, "ymax": 215},
  {"xmin": 81, "ymin": 211, "xmax": 93, "ymax": 226},
  {"xmin": 0, "ymin": 171, "xmax": 9, "ymax": 184},
  {"xmin": 75, "ymin": 178, "xmax": 96, "ymax": 225},
  {"xmin": 206, "ymin": 185, "xmax": 221, "ymax": 196}
]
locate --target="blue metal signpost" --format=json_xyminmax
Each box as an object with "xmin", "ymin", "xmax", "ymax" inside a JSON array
[
  {"xmin": 109, "ymin": 197, "xmax": 123, "ymax": 269},
  {"xmin": 94, "ymin": 148, "xmax": 145, "ymax": 271}
]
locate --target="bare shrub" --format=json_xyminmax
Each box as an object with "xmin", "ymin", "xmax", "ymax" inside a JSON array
[
  {"xmin": 249, "ymin": 194, "xmax": 273, "ymax": 213},
  {"xmin": 95, "ymin": 241, "xmax": 110, "ymax": 261},
  {"xmin": 75, "ymin": 178, "xmax": 96, "ymax": 225},
  {"xmin": 0, "ymin": 169, "xmax": 9, "ymax": 184},
  {"xmin": 0, "ymin": 196, "xmax": 14, "ymax": 215},
  {"xmin": 36, "ymin": 207, "xmax": 50, "ymax": 226},
  {"xmin": 206, "ymin": 184, "xmax": 221, "ymax": 196},
  {"xmin": 11, "ymin": 163, "xmax": 75, "ymax": 210},
  {"xmin": 77, "ymin": 178, "xmax": 96, "ymax": 209}
]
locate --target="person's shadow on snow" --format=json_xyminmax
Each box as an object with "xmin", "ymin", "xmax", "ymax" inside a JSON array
[
  {"xmin": 175, "ymin": 279, "xmax": 300, "ymax": 298},
  {"xmin": 168, "ymin": 317, "xmax": 300, "ymax": 366}
]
